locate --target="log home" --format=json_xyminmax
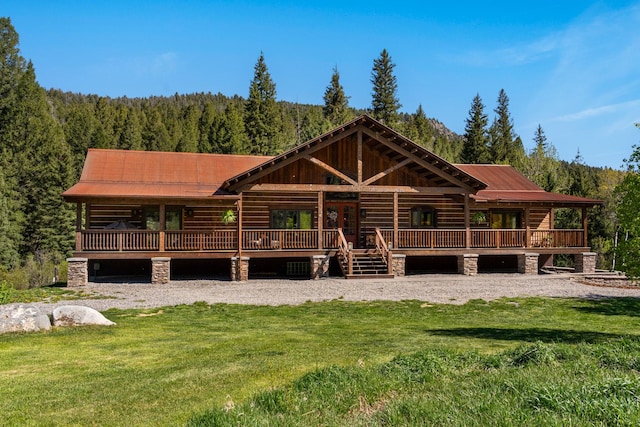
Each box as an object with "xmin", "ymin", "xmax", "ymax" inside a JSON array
[{"xmin": 63, "ymin": 115, "xmax": 601, "ymax": 285}]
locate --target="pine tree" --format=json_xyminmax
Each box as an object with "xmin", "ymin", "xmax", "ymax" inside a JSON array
[
  {"xmin": 460, "ymin": 94, "xmax": 490, "ymax": 164},
  {"xmin": 404, "ymin": 104, "xmax": 435, "ymax": 151},
  {"xmin": 300, "ymin": 106, "xmax": 332, "ymax": 142},
  {"xmin": 524, "ymin": 125, "xmax": 560, "ymax": 192},
  {"xmin": 488, "ymin": 89, "xmax": 524, "ymax": 166},
  {"xmin": 245, "ymin": 52, "xmax": 282, "ymax": 155},
  {"xmin": 176, "ymin": 104, "xmax": 200, "ymax": 152},
  {"xmin": 370, "ymin": 49, "xmax": 401, "ymax": 125},
  {"xmin": 323, "ymin": 67, "xmax": 351, "ymax": 126}
]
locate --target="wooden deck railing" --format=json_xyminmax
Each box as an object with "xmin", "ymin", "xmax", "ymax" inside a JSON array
[
  {"xmin": 396, "ymin": 229, "xmax": 466, "ymax": 248},
  {"xmin": 81, "ymin": 230, "xmax": 160, "ymax": 251},
  {"xmin": 242, "ymin": 229, "xmax": 318, "ymax": 250},
  {"xmin": 79, "ymin": 228, "xmax": 587, "ymax": 252},
  {"xmin": 165, "ymin": 230, "xmax": 237, "ymax": 250},
  {"xmin": 374, "ymin": 228, "xmax": 393, "ymax": 274}
]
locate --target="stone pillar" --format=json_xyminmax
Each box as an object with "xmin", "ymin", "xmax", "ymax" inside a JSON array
[
  {"xmin": 575, "ymin": 252, "xmax": 597, "ymax": 274},
  {"xmin": 67, "ymin": 258, "xmax": 88, "ymax": 287},
  {"xmin": 457, "ymin": 254, "xmax": 479, "ymax": 276},
  {"xmin": 151, "ymin": 257, "xmax": 171, "ymax": 284},
  {"xmin": 392, "ymin": 254, "xmax": 406, "ymax": 277},
  {"xmin": 310, "ymin": 255, "xmax": 330, "ymax": 280},
  {"xmin": 231, "ymin": 256, "xmax": 250, "ymax": 281},
  {"xmin": 518, "ymin": 253, "xmax": 539, "ymax": 274}
]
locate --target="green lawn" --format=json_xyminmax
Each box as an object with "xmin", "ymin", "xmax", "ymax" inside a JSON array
[{"xmin": 1, "ymin": 297, "xmax": 640, "ymax": 426}]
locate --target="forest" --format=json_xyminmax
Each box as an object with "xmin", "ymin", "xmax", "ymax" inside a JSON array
[{"xmin": 0, "ymin": 17, "xmax": 628, "ymax": 287}]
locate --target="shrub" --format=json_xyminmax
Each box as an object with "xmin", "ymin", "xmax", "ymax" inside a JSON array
[{"xmin": 0, "ymin": 280, "xmax": 15, "ymax": 304}]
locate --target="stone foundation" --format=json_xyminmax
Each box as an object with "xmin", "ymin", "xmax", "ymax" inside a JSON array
[
  {"xmin": 151, "ymin": 257, "xmax": 171, "ymax": 284},
  {"xmin": 392, "ymin": 254, "xmax": 406, "ymax": 277},
  {"xmin": 231, "ymin": 256, "xmax": 250, "ymax": 281},
  {"xmin": 575, "ymin": 252, "xmax": 597, "ymax": 274},
  {"xmin": 66, "ymin": 258, "xmax": 88, "ymax": 287},
  {"xmin": 310, "ymin": 255, "xmax": 330, "ymax": 279},
  {"xmin": 518, "ymin": 253, "xmax": 539, "ymax": 274},
  {"xmin": 457, "ymin": 254, "xmax": 479, "ymax": 276}
]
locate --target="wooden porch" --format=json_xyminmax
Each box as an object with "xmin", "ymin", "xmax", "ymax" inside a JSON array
[{"xmin": 75, "ymin": 227, "xmax": 587, "ymax": 254}]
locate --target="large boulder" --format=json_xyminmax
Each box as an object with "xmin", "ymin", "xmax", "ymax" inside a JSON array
[
  {"xmin": 0, "ymin": 304, "xmax": 51, "ymax": 334},
  {"xmin": 52, "ymin": 306, "xmax": 116, "ymax": 327}
]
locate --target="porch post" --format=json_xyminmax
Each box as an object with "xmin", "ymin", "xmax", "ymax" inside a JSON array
[
  {"xmin": 525, "ymin": 207, "xmax": 531, "ymax": 248},
  {"xmin": 393, "ymin": 192, "xmax": 398, "ymax": 249},
  {"xmin": 159, "ymin": 204, "xmax": 165, "ymax": 252},
  {"xmin": 237, "ymin": 198, "xmax": 243, "ymax": 256},
  {"xmin": 550, "ymin": 208, "xmax": 554, "ymax": 229},
  {"xmin": 582, "ymin": 207, "xmax": 588, "ymax": 247},
  {"xmin": 464, "ymin": 193, "xmax": 470, "ymax": 249},
  {"xmin": 317, "ymin": 191, "xmax": 323, "ymax": 249},
  {"xmin": 75, "ymin": 202, "xmax": 82, "ymax": 251}
]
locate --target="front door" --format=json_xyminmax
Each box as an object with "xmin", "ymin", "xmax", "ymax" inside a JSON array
[{"xmin": 326, "ymin": 202, "xmax": 358, "ymax": 246}]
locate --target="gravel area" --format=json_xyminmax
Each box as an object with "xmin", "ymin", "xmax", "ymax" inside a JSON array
[{"xmin": 32, "ymin": 273, "xmax": 640, "ymax": 314}]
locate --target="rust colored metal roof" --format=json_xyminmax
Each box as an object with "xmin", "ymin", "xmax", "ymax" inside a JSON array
[
  {"xmin": 63, "ymin": 149, "xmax": 272, "ymax": 200},
  {"xmin": 455, "ymin": 164, "xmax": 602, "ymax": 206}
]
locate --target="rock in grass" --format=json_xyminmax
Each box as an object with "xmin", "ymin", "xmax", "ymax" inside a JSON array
[
  {"xmin": 52, "ymin": 306, "xmax": 116, "ymax": 327},
  {"xmin": 0, "ymin": 304, "xmax": 51, "ymax": 334}
]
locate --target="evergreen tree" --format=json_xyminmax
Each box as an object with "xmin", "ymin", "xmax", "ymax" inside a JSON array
[
  {"xmin": 211, "ymin": 102, "xmax": 248, "ymax": 154},
  {"xmin": 0, "ymin": 159, "xmax": 22, "ymax": 268},
  {"xmin": 198, "ymin": 102, "xmax": 217, "ymax": 153},
  {"xmin": 370, "ymin": 49, "xmax": 401, "ymax": 125},
  {"xmin": 460, "ymin": 94, "xmax": 490, "ymax": 164},
  {"xmin": 245, "ymin": 52, "xmax": 282, "ymax": 155},
  {"xmin": 488, "ymin": 89, "xmax": 525, "ymax": 166},
  {"xmin": 118, "ymin": 108, "xmax": 143, "ymax": 150},
  {"xmin": 403, "ymin": 104, "xmax": 435, "ymax": 151},
  {"xmin": 323, "ymin": 67, "xmax": 351, "ymax": 126},
  {"xmin": 524, "ymin": 125, "xmax": 561, "ymax": 192},
  {"xmin": 176, "ymin": 104, "xmax": 200, "ymax": 152},
  {"xmin": 300, "ymin": 106, "xmax": 332, "ymax": 143}
]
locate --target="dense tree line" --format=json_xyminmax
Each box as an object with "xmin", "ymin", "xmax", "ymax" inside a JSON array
[{"xmin": 0, "ymin": 18, "xmax": 629, "ymax": 284}]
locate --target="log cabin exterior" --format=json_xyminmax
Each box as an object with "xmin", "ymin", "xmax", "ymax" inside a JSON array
[{"xmin": 63, "ymin": 115, "xmax": 601, "ymax": 285}]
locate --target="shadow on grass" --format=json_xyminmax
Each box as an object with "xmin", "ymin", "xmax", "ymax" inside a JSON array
[
  {"xmin": 573, "ymin": 297, "xmax": 640, "ymax": 317},
  {"xmin": 428, "ymin": 327, "xmax": 633, "ymax": 344}
]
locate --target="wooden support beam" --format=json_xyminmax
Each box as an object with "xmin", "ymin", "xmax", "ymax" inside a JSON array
[
  {"xmin": 244, "ymin": 183, "xmax": 466, "ymax": 194},
  {"xmin": 237, "ymin": 198, "xmax": 243, "ymax": 257},
  {"xmin": 228, "ymin": 125, "xmax": 360, "ymax": 191},
  {"xmin": 464, "ymin": 193, "xmax": 470, "ymax": 249},
  {"xmin": 582, "ymin": 207, "xmax": 588, "ymax": 246},
  {"xmin": 304, "ymin": 155, "xmax": 357, "ymax": 185},
  {"xmin": 393, "ymin": 192, "xmax": 399, "ymax": 249},
  {"xmin": 159, "ymin": 204, "xmax": 165, "ymax": 252},
  {"xmin": 360, "ymin": 127, "xmax": 479, "ymax": 192},
  {"xmin": 317, "ymin": 191, "xmax": 323, "ymax": 249},
  {"xmin": 362, "ymin": 158, "xmax": 412, "ymax": 186},
  {"xmin": 357, "ymin": 131, "xmax": 363, "ymax": 184}
]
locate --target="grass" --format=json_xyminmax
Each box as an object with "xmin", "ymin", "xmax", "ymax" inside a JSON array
[
  {"xmin": 1, "ymin": 297, "xmax": 640, "ymax": 425},
  {"xmin": 0, "ymin": 281, "xmax": 105, "ymax": 304}
]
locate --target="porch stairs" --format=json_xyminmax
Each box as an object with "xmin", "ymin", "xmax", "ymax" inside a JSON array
[{"xmin": 338, "ymin": 249, "xmax": 394, "ymax": 279}]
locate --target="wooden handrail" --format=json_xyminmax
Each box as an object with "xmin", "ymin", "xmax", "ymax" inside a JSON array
[
  {"xmin": 374, "ymin": 228, "xmax": 393, "ymax": 274},
  {"xmin": 337, "ymin": 228, "xmax": 352, "ymax": 276}
]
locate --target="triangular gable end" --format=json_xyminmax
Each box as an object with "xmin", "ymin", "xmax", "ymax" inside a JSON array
[{"xmin": 223, "ymin": 115, "xmax": 487, "ymax": 194}]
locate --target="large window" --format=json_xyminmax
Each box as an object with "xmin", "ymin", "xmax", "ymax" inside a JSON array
[
  {"xmin": 491, "ymin": 211, "xmax": 521, "ymax": 229},
  {"xmin": 410, "ymin": 207, "xmax": 436, "ymax": 228},
  {"xmin": 270, "ymin": 210, "xmax": 313, "ymax": 229},
  {"xmin": 143, "ymin": 206, "xmax": 182, "ymax": 230}
]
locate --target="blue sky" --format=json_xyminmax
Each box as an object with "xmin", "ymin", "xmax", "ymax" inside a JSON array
[{"xmin": 5, "ymin": 1, "xmax": 640, "ymax": 168}]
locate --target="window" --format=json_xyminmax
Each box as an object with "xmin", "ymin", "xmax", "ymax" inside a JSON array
[
  {"xmin": 410, "ymin": 207, "xmax": 436, "ymax": 228},
  {"xmin": 270, "ymin": 210, "xmax": 313, "ymax": 229},
  {"xmin": 165, "ymin": 206, "xmax": 182, "ymax": 231},
  {"xmin": 491, "ymin": 211, "xmax": 521, "ymax": 229},
  {"xmin": 142, "ymin": 206, "xmax": 182, "ymax": 230}
]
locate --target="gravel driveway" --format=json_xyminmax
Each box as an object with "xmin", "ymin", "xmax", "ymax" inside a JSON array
[{"xmin": 32, "ymin": 274, "xmax": 640, "ymax": 313}]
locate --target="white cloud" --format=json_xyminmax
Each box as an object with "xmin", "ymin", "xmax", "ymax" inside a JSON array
[{"xmin": 549, "ymin": 99, "xmax": 640, "ymax": 123}]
